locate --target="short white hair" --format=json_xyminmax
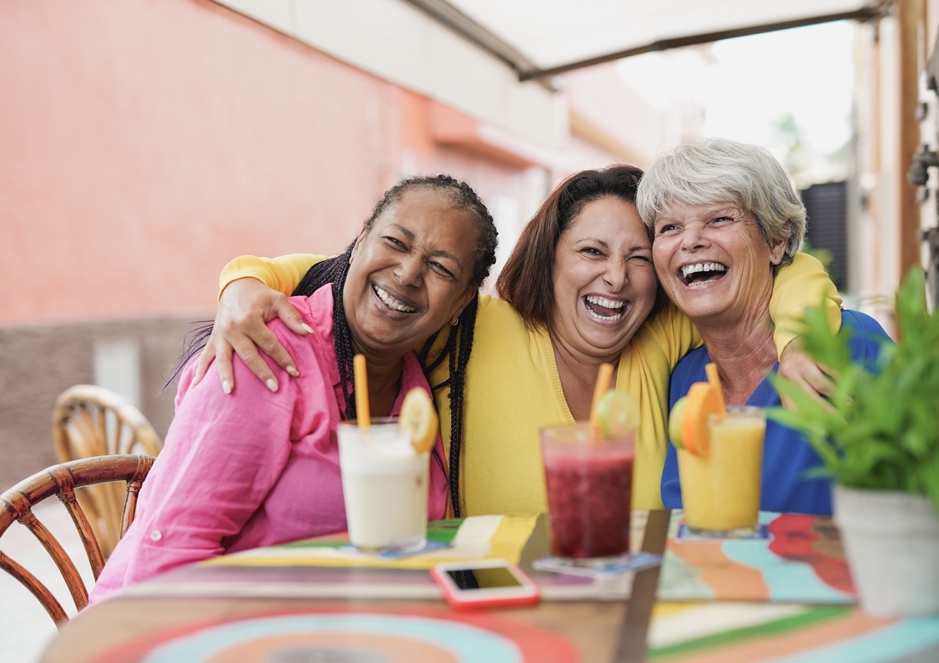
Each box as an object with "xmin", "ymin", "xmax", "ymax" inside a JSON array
[{"xmin": 636, "ymin": 137, "xmax": 806, "ymax": 265}]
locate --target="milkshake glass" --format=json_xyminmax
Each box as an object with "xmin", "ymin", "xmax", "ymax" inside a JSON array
[{"xmin": 338, "ymin": 418, "xmax": 429, "ymax": 553}]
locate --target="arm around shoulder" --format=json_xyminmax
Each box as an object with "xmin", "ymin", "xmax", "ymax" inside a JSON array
[
  {"xmin": 770, "ymin": 252, "xmax": 843, "ymax": 354},
  {"xmin": 219, "ymin": 253, "xmax": 327, "ymax": 301}
]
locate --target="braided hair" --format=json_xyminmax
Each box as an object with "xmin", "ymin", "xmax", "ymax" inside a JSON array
[
  {"xmin": 294, "ymin": 174, "xmax": 497, "ymax": 517},
  {"xmin": 172, "ymin": 176, "xmax": 496, "ymax": 517}
]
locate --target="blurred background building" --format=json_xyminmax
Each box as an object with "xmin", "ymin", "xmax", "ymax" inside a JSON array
[{"xmin": 2, "ymin": 0, "xmax": 938, "ymax": 489}]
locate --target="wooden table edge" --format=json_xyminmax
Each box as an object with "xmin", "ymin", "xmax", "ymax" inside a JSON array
[{"xmin": 615, "ymin": 509, "xmax": 671, "ymax": 663}]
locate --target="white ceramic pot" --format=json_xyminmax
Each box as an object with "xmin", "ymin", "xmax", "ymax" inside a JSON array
[{"xmin": 833, "ymin": 485, "xmax": 939, "ymax": 616}]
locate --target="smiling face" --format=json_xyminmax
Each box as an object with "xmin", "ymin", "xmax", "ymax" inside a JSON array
[
  {"xmin": 343, "ymin": 188, "xmax": 479, "ymax": 359},
  {"xmin": 549, "ymin": 196, "xmax": 658, "ymax": 362},
  {"xmin": 651, "ymin": 201, "xmax": 786, "ymax": 327}
]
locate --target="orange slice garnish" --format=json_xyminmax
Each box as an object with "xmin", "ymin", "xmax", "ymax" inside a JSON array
[{"xmin": 681, "ymin": 382, "xmax": 723, "ymax": 456}]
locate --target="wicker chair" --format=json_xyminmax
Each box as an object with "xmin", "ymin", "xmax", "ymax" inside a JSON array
[
  {"xmin": 0, "ymin": 455, "xmax": 154, "ymax": 625},
  {"xmin": 51, "ymin": 385, "xmax": 162, "ymax": 558}
]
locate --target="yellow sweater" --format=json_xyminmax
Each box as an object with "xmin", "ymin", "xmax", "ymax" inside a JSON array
[{"xmin": 220, "ymin": 253, "xmax": 840, "ymax": 512}]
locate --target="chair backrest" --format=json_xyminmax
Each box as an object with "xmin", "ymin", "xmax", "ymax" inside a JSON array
[
  {"xmin": 0, "ymin": 455, "xmax": 154, "ymax": 626},
  {"xmin": 52, "ymin": 384, "xmax": 163, "ymax": 459},
  {"xmin": 51, "ymin": 385, "xmax": 162, "ymax": 558}
]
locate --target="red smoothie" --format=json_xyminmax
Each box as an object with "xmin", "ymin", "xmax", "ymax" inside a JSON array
[{"xmin": 542, "ymin": 437, "xmax": 634, "ymax": 559}]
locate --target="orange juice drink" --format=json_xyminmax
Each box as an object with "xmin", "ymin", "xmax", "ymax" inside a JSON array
[{"xmin": 679, "ymin": 406, "xmax": 765, "ymax": 536}]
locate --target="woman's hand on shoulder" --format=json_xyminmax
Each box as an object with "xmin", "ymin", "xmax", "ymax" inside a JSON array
[
  {"xmin": 777, "ymin": 341, "xmax": 835, "ymax": 408},
  {"xmin": 192, "ymin": 278, "xmax": 313, "ymax": 393}
]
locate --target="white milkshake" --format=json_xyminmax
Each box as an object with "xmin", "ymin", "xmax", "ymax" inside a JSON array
[{"xmin": 337, "ymin": 419, "xmax": 429, "ymax": 553}]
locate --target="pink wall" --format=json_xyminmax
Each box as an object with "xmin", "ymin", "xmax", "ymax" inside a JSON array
[
  {"xmin": 0, "ymin": 0, "xmax": 541, "ymax": 325},
  {"xmin": 0, "ymin": 0, "xmax": 620, "ymax": 489}
]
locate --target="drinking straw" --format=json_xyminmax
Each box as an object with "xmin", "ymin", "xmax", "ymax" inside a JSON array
[
  {"xmin": 705, "ymin": 363, "xmax": 727, "ymax": 413},
  {"xmin": 589, "ymin": 362, "xmax": 615, "ymax": 438},
  {"xmin": 353, "ymin": 354, "xmax": 370, "ymax": 431}
]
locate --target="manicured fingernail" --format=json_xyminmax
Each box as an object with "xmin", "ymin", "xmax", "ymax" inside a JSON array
[
  {"xmin": 266, "ymin": 379, "xmax": 279, "ymax": 392},
  {"xmin": 301, "ymin": 324, "xmax": 314, "ymax": 334},
  {"xmin": 286, "ymin": 365, "xmax": 299, "ymax": 377},
  {"xmin": 222, "ymin": 380, "xmax": 232, "ymax": 395}
]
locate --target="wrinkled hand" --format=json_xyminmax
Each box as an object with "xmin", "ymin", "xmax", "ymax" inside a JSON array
[
  {"xmin": 191, "ymin": 278, "xmax": 313, "ymax": 393},
  {"xmin": 777, "ymin": 342, "xmax": 835, "ymax": 409}
]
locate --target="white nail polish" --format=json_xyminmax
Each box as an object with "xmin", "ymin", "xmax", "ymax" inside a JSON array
[
  {"xmin": 301, "ymin": 324, "xmax": 314, "ymax": 334},
  {"xmin": 266, "ymin": 379, "xmax": 279, "ymax": 392},
  {"xmin": 222, "ymin": 380, "xmax": 232, "ymax": 395},
  {"xmin": 287, "ymin": 366, "xmax": 299, "ymax": 377}
]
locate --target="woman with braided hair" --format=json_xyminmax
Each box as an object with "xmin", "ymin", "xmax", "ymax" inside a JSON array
[
  {"xmin": 196, "ymin": 164, "xmax": 841, "ymax": 515},
  {"xmin": 89, "ymin": 175, "xmax": 497, "ymax": 603}
]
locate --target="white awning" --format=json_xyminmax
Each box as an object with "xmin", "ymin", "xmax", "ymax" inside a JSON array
[{"xmin": 404, "ymin": 0, "xmax": 887, "ymax": 81}]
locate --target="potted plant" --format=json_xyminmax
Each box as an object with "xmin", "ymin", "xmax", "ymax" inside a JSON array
[{"xmin": 771, "ymin": 267, "xmax": 939, "ymax": 617}]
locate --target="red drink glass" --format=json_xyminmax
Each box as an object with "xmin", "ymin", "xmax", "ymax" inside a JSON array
[{"xmin": 541, "ymin": 423, "xmax": 635, "ymax": 559}]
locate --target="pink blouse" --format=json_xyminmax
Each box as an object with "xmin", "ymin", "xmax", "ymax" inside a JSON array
[{"xmin": 90, "ymin": 286, "xmax": 448, "ymax": 604}]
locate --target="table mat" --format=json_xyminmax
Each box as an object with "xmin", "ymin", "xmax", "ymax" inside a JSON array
[
  {"xmin": 656, "ymin": 511, "xmax": 857, "ymax": 604},
  {"xmin": 123, "ymin": 514, "xmax": 643, "ymax": 601},
  {"xmin": 200, "ymin": 515, "xmax": 535, "ymax": 570}
]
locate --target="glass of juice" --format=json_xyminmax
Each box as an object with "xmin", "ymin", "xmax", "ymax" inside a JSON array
[
  {"xmin": 337, "ymin": 418, "xmax": 429, "ymax": 553},
  {"xmin": 678, "ymin": 405, "xmax": 765, "ymax": 537},
  {"xmin": 540, "ymin": 423, "xmax": 635, "ymax": 559}
]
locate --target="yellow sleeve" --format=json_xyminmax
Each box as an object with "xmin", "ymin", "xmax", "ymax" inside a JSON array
[
  {"xmin": 770, "ymin": 252, "xmax": 843, "ymax": 352},
  {"xmin": 641, "ymin": 251, "xmax": 841, "ymax": 368},
  {"xmin": 642, "ymin": 301, "xmax": 702, "ymax": 371},
  {"xmin": 217, "ymin": 254, "xmax": 324, "ymax": 301}
]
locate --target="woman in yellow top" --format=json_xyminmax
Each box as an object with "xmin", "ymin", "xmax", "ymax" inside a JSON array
[{"xmin": 196, "ymin": 165, "xmax": 839, "ymax": 514}]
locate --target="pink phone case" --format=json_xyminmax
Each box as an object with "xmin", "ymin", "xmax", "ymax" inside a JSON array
[{"xmin": 430, "ymin": 562, "xmax": 541, "ymax": 609}]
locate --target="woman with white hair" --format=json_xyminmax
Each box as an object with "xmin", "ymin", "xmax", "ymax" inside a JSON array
[{"xmin": 637, "ymin": 138, "xmax": 891, "ymax": 515}]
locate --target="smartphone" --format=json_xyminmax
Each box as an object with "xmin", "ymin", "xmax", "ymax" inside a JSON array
[{"xmin": 430, "ymin": 559, "xmax": 540, "ymax": 609}]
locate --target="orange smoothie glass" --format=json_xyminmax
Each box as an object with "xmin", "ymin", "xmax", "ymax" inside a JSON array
[{"xmin": 678, "ymin": 405, "xmax": 765, "ymax": 537}]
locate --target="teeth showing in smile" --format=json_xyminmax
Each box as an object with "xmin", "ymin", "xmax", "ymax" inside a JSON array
[
  {"xmin": 373, "ymin": 284, "xmax": 417, "ymax": 313},
  {"xmin": 680, "ymin": 262, "xmax": 727, "ymax": 285},
  {"xmin": 584, "ymin": 295, "xmax": 626, "ymax": 322}
]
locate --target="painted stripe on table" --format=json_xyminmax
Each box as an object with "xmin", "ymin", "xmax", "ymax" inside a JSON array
[
  {"xmin": 764, "ymin": 615, "xmax": 939, "ymax": 663},
  {"xmin": 199, "ymin": 515, "xmax": 535, "ymax": 570},
  {"xmin": 656, "ymin": 552, "xmax": 716, "ymax": 600},
  {"xmin": 722, "ymin": 540, "xmax": 853, "ymax": 604},
  {"xmin": 667, "ymin": 540, "xmax": 769, "ymax": 600},
  {"xmin": 95, "ymin": 609, "xmax": 582, "ymax": 663},
  {"xmin": 648, "ymin": 606, "xmax": 852, "ymax": 660},
  {"xmin": 649, "ymin": 603, "xmax": 807, "ymax": 648},
  {"xmin": 135, "ymin": 614, "xmax": 525, "ymax": 663}
]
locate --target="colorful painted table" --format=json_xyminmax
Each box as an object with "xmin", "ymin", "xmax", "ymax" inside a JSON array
[
  {"xmin": 39, "ymin": 511, "xmax": 939, "ymax": 662},
  {"xmin": 40, "ymin": 512, "xmax": 668, "ymax": 663},
  {"xmin": 649, "ymin": 511, "xmax": 939, "ymax": 661}
]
